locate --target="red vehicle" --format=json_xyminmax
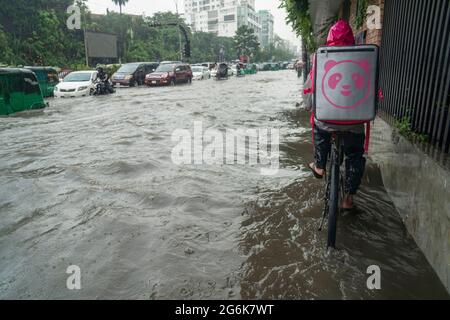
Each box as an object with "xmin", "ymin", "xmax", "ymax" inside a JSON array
[
  {"xmin": 145, "ymin": 63, "xmax": 192, "ymax": 86},
  {"xmin": 240, "ymin": 55, "xmax": 250, "ymax": 63}
]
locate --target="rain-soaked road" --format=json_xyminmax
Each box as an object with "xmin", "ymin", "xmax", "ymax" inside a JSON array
[{"xmin": 0, "ymin": 70, "xmax": 448, "ymax": 299}]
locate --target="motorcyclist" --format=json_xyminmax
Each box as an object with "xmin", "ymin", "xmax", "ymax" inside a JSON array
[
  {"xmin": 96, "ymin": 66, "xmax": 114, "ymax": 94},
  {"xmin": 96, "ymin": 66, "xmax": 108, "ymax": 82}
]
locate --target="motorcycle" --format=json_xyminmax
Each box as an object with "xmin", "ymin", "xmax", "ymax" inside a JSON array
[{"xmin": 93, "ymin": 76, "xmax": 115, "ymax": 96}]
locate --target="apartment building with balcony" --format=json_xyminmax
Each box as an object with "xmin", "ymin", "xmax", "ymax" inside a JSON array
[{"xmin": 184, "ymin": 0, "xmax": 262, "ymax": 40}]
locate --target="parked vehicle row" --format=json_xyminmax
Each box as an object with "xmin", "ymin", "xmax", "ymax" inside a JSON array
[
  {"xmin": 1, "ymin": 59, "xmax": 271, "ymax": 115},
  {"xmin": 256, "ymin": 61, "xmax": 294, "ymax": 72}
]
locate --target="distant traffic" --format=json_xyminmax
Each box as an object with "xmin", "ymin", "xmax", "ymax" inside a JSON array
[{"xmin": 0, "ymin": 59, "xmax": 302, "ymax": 115}]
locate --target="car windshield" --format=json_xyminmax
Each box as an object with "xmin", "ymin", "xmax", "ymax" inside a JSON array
[
  {"xmin": 155, "ymin": 64, "xmax": 175, "ymax": 72},
  {"xmin": 192, "ymin": 67, "xmax": 203, "ymax": 72},
  {"xmin": 117, "ymin": 64, "xmax": 139, "ymax": 73},
  {"xmin": 64, "ymin": 73, "xmax": 92, "ymax": 82}
]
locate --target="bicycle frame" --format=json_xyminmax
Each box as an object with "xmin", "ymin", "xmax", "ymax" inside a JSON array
[{"xmin": 318, "ymin": 133, "xmax": 345, "ymax": 249}]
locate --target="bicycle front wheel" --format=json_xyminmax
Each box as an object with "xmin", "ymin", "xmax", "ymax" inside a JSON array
[{"xmin": 327, "ymin": 146, "xmax": 340, "ymax": 249}]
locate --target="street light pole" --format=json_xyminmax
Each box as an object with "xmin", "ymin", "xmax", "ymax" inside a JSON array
[
  {"xmin": 82, "ymin": 4, "xmax": 89, "ymax": 67},
  {"xmin": 174, "ymin": 0, "xmax": 183, "ymax": 61}
]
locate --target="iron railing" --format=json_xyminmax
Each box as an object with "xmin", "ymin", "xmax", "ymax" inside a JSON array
[{"xmin": 379, "ymin": 0, "xmax": 450, "ymax": 155}]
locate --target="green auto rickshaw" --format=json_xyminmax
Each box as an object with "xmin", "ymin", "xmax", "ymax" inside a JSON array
[
  {"xmin": 24, "ymin": 66, "xmax": 59, "ymax": 97},
  {"xmin": 0, "ymin": 68, "xmax": 47, "ymax": 116},
  {"xmin": 244, "ymin": 63, "xmax": 258, "ymax": 75},
  {"xmin": 269, "ymin": 63, "xmax": 280, "ymax": 71}
]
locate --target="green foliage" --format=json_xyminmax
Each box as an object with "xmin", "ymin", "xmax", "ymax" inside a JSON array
[
  {"xmin": 0, "ymin": 0, "xmax": 83, "ymax": 66},
  {"xmin": 96, "ymin": 63, "xmax": 121, "ymax": 76},
  {"xmin": 280, "ymin": 0, "xmax": 316, "ymax": 53},
  {"xmin": 254, "ymin": 35, "xmax": 296, "ymax": 62},
  {"xmin": 234, "ymin": 25, "xmax": 260, "ymax": 57},
  {"xmin": 394, "ymin": 117, "xmax": 428, "ymax": 143},
  {"xmin": 0, "ymin": 2, "xmax": 293, "ymax": 67},
  {"xmin": 354, "ymin": 0, "xmax": 368, "ymax": 30},
  {"xmin": 0, "ymin": 26, "xmax": 13, "ymax": 65},
  {"xmin": 191, "ymin": 32, "xmax": 235, "ymax": 62}
]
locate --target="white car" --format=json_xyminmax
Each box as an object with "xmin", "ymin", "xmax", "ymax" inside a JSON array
[
  {"xmin": 54, "ymin": 71, "xmax": 98, "ymax": 98},
  {"xmin": 191, "ymin": 66, "xmax": 210, "ymax": 80}
]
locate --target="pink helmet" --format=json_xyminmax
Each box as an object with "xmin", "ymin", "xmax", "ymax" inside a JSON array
[{"xmin": 326, "ymin": 20, "xmax": 355, "ymax": 46}]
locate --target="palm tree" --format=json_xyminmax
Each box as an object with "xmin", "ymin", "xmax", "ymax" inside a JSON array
[{"xmin": 112, "ymin": 0, "xmax": 129, "ymax": 14}]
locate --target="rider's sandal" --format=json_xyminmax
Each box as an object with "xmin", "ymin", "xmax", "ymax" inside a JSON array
[{"xmin": 309, "ymin": 163, "xmax": 325, "ymax": 179}]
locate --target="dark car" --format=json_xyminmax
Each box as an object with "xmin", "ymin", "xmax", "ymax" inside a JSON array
[
  {"xmin": 112, "ymin": 62, "xmax": 159, "ymax": 87},
  {"xmin": 145, "ymin": 63, "xmax": 192, "ymax": 86}
]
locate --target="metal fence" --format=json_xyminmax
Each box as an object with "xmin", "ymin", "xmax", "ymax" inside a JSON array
[{"xmin": 379, "ymin": 0, "xmax": 450, "ymax": 154}]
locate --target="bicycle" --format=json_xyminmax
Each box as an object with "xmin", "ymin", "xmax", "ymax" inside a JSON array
[{"xmin": 318, "ymin": 132, "xmax": 346, "ymax": 249}]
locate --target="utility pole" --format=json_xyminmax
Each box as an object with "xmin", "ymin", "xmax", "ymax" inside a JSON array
[
  {"xmin": 81, "ymin": 2, "xmax": 89, "ymax": 67},
  {"xmin": 174, "ymin": 0, "xmax": 183, "ymax": 61}
]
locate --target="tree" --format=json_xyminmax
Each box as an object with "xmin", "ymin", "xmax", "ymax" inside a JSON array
[
  {"xmin": 190, "ymin": 32, "xmax": 234, "ymax": 63},
  {"xmin": 280, "ymin": 0, "xmax": 315, "ymax": 52},
  {"xmin": 112, "ymin": 0, "xmax": 129, "ymax": 15},
  {"xmin": 0, "ymin": 26, "xmax": 13, "ymax": 65},
  {"xmin": 0, "ymin": 1, "xmax": 249, "ymax": 67},
  {"xmin": 233, "ymin": 25, "xmax": 260, "ymax": 58}
]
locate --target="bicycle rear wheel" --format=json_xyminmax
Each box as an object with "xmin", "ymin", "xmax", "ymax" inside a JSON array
[{"xmin": 327, "ymin": 142, "xmax": 340, "ymax": 249}]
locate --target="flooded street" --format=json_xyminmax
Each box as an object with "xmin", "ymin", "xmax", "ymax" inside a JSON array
[{"xmin": 0, "ymin": 70, "xmax": 448, "ymax": 299}]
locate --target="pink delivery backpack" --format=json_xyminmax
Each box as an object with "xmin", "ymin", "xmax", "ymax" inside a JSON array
[{"xmin": 306, "ymin": 45, "xmax": 382, "ymax": 152}]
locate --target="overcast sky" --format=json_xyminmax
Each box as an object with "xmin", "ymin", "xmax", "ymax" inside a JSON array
[{"xmin": 86, "ymin": 0, "xmax": 299, "ymax": 44}]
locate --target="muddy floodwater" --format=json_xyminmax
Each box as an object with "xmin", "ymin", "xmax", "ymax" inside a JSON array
[{"xmin": 0, "ymin": 70, "xmax": 448, "ymax": 299}]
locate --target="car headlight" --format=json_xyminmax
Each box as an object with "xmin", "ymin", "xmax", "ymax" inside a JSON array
[
  {"xmin": 78, "ymin": 86, "xmax": 88, "ymax": 91},
  {"xmin": 125, "ymin": 75, "xmax": 133, "ymax": 80}
]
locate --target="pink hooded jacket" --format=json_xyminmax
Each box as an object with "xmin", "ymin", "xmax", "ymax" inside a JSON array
[{"xmin": 326, "ymin": 20, "xmax": 355, "ymax": 46}]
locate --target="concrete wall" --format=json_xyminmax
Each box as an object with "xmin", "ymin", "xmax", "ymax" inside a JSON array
[{"xmin": 370, "ymin": 117, "xmax": 450, "ymax": 292}]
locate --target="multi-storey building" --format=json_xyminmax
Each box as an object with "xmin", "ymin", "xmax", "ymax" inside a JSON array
[
  {"xmin": 184, "ymin": 0, "xmax": 262, "ymax": 40},
  {"xmin": 258, "ymin": 10, "xmax": 274, "ymax": 48}
]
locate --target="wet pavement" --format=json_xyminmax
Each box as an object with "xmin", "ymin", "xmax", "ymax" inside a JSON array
[{"xmin": 0, "ymin": 70, "xmax": 448, "ymax": 299}]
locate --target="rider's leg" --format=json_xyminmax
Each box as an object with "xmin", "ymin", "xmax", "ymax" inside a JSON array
[
  {"xmin": 342, "ymin": 132, "xmax": 366, "ymax": 207},
  {"xmin": 310, "ymin": 127, "xmax": 331, "ymax": 176}
]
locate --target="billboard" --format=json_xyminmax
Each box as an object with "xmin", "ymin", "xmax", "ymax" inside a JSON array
[{"xmin": 85, "ymin": 31, "xmax": 118, "ymax": 58}]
